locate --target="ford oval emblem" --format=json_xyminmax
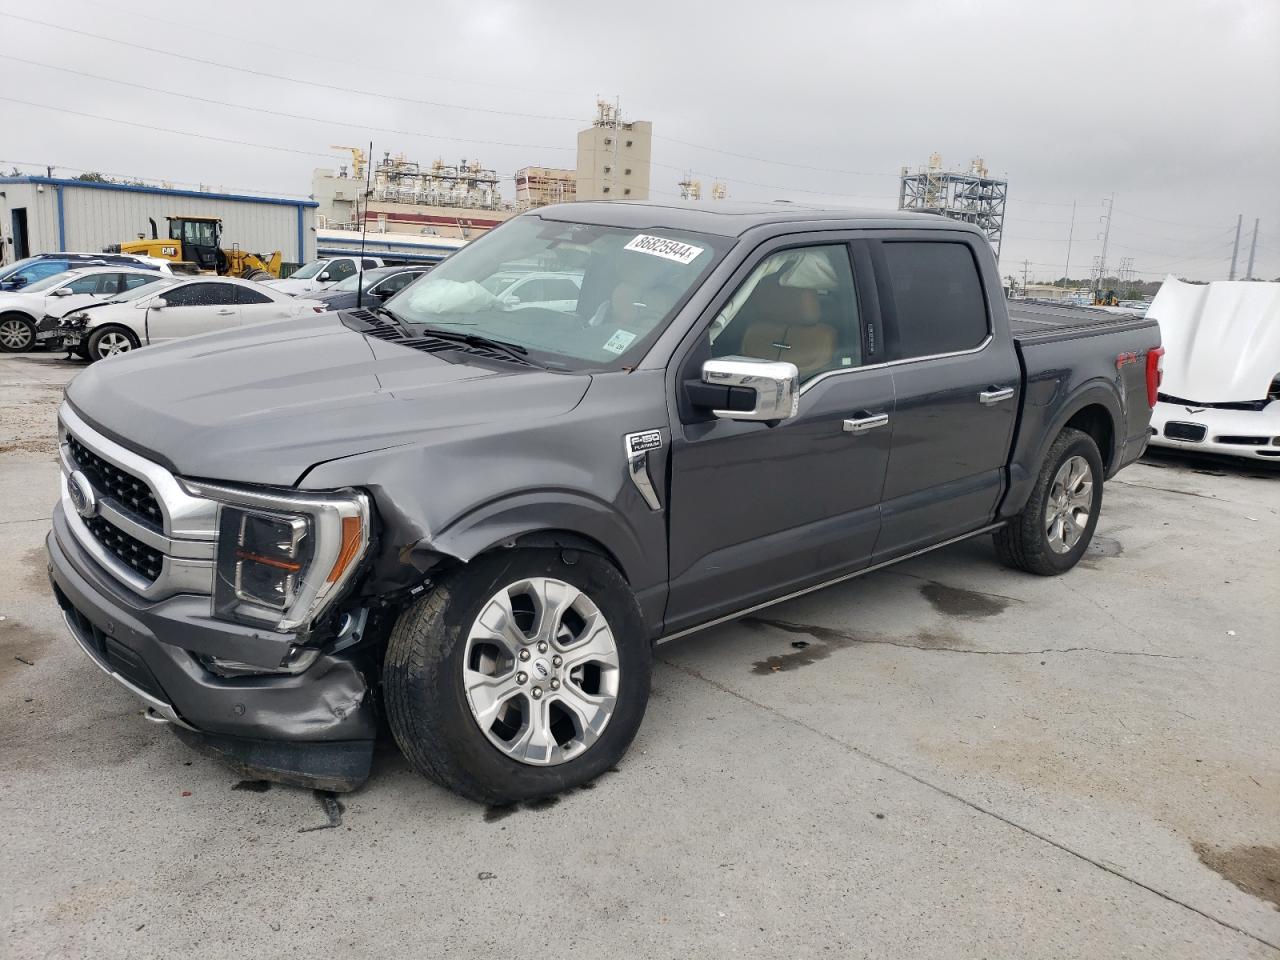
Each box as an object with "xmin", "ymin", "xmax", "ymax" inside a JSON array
[{"xmin": 68, "ymin": 471, "xmax": 97, "ymax": 519}]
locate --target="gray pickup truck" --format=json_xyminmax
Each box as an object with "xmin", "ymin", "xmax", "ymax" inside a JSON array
[{"xmin": 46, "ymin": 202, "xmax": 1162, "ymax": 803}]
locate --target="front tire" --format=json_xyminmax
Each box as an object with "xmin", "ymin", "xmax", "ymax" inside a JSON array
[
  {"xmin": 86, "ymin": 326, "xmax": 140, "ymax": 362},
  {"xmin": 384, "ymin": 548, "xmax": 651, "ymax": 804},
  {"xmin": 0, "ymin": 313, "xmax": 35, "ymax": 352},
  {"xmin": 994, "ymin": 427, "xmax": 1104, "ymax": 576}
]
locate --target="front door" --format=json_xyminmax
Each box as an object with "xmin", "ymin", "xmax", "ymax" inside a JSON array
[
  {"xmin": 145, "ymin": 281, "xmax": 240, "ymax": 343},
  {"xmin": 871, "ymin": 238, "xmax": 1021, "ymax": 560},
  {"xmin": 665, "ymin": 240, "xmax": 894, "ymax": 634}
]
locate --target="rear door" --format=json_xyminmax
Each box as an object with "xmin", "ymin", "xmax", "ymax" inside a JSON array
[
  {"xmin": 871, "ymin": 237, "xmax": 1020, "ymax": 560},
  {"xmin": 665, "ymin": 237, "xmax": 894, "ymax": 633},
  {"xmin": 145, "ymin": 281, "xmax": 240, "ymax": 343},
  {"xmin": 236, "ymin": 283, "xmax": 297, "ymax": 324}
]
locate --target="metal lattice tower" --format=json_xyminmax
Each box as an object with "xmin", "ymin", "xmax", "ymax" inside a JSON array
[{"xmin": 899, "ymin": 154, "xmax": 1008, "ymax": 258}]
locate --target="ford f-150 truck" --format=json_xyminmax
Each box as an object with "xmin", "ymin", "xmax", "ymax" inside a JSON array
[{"xmin": 46, "ymin": 202, "xmax": 1162, "ymax": 804}]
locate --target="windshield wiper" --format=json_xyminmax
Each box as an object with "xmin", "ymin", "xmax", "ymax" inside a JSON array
[{"xmin": 416, "ymin": 325, "xmax": 535, "ymax": 364}]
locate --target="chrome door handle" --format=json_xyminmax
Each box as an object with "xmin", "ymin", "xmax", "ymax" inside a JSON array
[
  {"xmin": 843, "ymin": 412, "xmax": 889, "ymax": 434},
  {"xmin": 215, "ymin": 309, "xmax": 236, "ymax": 315},
  {"xmin": 979, "ymin": 387, "xmax": 1014, "ymax": 405}
]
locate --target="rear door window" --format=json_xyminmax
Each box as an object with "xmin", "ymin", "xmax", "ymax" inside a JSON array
[
  {"xmin": 236, "ymin": 285, "xmax": 273, "ymax": 305},
  {"xmin": 879, "ymin": 242, "xmax": 988, "ymax": 359},
  {"xmin": 164, "ymin": 282, "xmax": 238, "ymax": 307}
]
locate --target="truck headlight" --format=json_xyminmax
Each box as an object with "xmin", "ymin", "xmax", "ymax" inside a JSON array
[{"xmin": 180, "ymin": 480, "xmax": 370, "ymax": 632}]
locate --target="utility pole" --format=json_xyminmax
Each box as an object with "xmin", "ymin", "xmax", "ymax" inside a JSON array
[
  {"xmin": 1245, "ymin": 218, "xmax": 1259, "ymax": 280},
  {"xmin": 1064, "ymin": 200, "xmax": 1076, "ymax": 282},
  {"xmin": 1095, "ymin": 193, "xmax": 1114, "ymax": 298},
  {"xmin": 1021, "ymin": 259, "xmax": 1031, "ymax": 295},
  {"xmin": 1229, "ymin": 213, "xmax": 1242, "ymax": 280}
]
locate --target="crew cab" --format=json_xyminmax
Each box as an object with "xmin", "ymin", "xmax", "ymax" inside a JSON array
[{"xmin": 46, "ymin": 202, "xmax": 1161, "ymax": 803}]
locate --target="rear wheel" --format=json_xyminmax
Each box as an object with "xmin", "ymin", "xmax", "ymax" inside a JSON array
[
  {"xmin": 0, "ymin": 313, "xmax": 35, "ymax": 352},
  {"xmin": 994, "ymin": 427, "xmax": 1103, "ymax": 575},
  {"xmin": 86, "ymin": 326, "xmax": 140, "ymax": 362},
  {"xmin": 384, "ymin": 548, "xmax": 651, "ymax": 804}
]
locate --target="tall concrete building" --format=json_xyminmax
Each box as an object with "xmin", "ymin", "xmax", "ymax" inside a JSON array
[{"xmin": 575, "ymin": 101, "xmax": 652, "ymax": 202}]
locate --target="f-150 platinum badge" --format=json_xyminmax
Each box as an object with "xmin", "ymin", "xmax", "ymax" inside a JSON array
[{"xmin": 623, "ymin": 430, "xmax": 663, "ymax": 511}]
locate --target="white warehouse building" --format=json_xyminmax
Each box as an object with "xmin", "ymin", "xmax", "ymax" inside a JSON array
[{"xmin": 0, "ymin": 176, "xmax": 318, "ymax": 268}]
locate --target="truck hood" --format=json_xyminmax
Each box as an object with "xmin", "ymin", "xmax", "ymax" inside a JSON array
[
  {"xmin": 1148, "ymin": 276, "xmax": 1280, "ymax": 403},
  {"xmin": 65, "ymin": 313, "xmax": 590, "ymax": 486}
]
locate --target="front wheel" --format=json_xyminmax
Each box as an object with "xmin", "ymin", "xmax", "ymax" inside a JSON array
[
  {"xmin": 384, "ymin": 548, "xmax": 651, "ymax": 804},
  {"xmin": 994, "ymin": 427, "xmax": 1104, "ymax": 575},
  {"xmin": 86, "ymin": 326, "xmax": 140, "ymax": 362},
  {"xmin": 0, "ymin": 313, "xmax": 35, "ymax": 352}
]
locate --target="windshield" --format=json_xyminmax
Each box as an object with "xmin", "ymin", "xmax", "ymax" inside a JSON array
[
  {"xmin": 24, "ymin": 271, "xmax": 77, "ymax": 293},
  {"xmin": 390, "ymin": 216, "xmax": 728, "ymax": 369},
  {"xmin": 0, "ymin": 257, "xmax": 40, "ymax": 281},
  {"xmin": 289, "ymin": 259, "xmax": 328, "ymax": 280}
]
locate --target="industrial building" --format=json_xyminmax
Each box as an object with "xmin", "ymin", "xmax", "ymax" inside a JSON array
[
  {"xmin": 899, "ymin": 154, "xmax": 1007, "ymax": 257},
  {"xmin": 515, "ymin": 166, "xmax": 577, "ymax": 209},
  {"xmin": 576, "ymin": 100, "xmax": 652, "ymax": 201},
  {"xmin": 313, "ymin": 149, "xmax": 514, "ymax": 241},
  {"xmin": 0, "ymin": 175, "xmax": 317, "ymax": 268}
]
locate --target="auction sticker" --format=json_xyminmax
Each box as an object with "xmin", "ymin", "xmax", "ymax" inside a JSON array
[
  {"xmin": 624, "ymin": 234, "xmax": 704, "ymax": 264},
  {"xmin": 602, "ymin": 329, "xmax": 638, "ymax": 354}
]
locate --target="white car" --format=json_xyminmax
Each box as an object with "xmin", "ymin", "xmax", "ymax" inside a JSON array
[
  {"xmin": 58, "ymin": 276, "xmax": 326, "ymax": 362},
  {"xmin": 1, "ymin": 268, "xmax": 168, "ymax": 353},
  {"xmin": 263, "ymin": 256, "xmax": 386, "ymax": 296},
  {"xmin": 1147, "ymin": 276, "xmax": 1280, "ymax": 461},
  {"xmin": 479, "ymin": 270, "xmax": 583, "ymax": 312}
]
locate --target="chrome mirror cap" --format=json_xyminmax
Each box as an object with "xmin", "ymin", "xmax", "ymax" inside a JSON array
[{"xmin": 701, "ymin": 356, "xmax": 800, "ymax": 423}]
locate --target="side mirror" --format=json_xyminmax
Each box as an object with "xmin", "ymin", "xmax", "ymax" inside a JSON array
[
  {"xmin": 51, "ymin": 287, "xmax": 73, "ymax": 297},
  {"xmin": 318, "ymin": 272, "xmax": 331, "ymax": 282},
  {"xmin": 699, "ymin": 356, "xmax": 800, "ymax": 423},
  {"xmin": 150, "ymin": 297, "xmax": 168, "ymax": 310}
]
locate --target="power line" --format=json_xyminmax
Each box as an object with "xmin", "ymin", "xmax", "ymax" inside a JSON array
[
  {"xmin": 0, "ymin": 96, "xmax": 337, "ymax": 159},
  {"xmin": 54, "ymin": 0, "xmax": 589, "ymax": 101},
  {"xmin": 0, "ymin": 157, "xmax": 311, "ymax": 199},
  {"xmin": 1, "ymin": 55, "xmax": 577, "ymax": 155},
  {"xmin": 0, "ymin": 12, "xmax": 587, "ymax": 123}
]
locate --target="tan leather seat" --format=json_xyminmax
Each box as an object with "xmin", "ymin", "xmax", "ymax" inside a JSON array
[
  {"xmin": 739, "ymin": 287, "xmax": 838, "ymax": 377},
  {"xmin": 740, "ymin": 320, "xmax": 837, "ymax": 377}
]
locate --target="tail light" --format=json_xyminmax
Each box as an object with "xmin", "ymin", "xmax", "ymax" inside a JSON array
[{"xmin": 1145, "ymin": 346, "xmax": 1165, "ymax": 409}]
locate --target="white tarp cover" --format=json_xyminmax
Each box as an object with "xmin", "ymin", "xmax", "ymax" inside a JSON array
[{"xmin": 1147, "ymin": 276, "xmax": 1280, "ymax": 402}]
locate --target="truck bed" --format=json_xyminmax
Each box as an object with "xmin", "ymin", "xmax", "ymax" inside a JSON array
[{"xmin": 1008, "ymin": 300, "xmax": 1152, "ymax": 343}]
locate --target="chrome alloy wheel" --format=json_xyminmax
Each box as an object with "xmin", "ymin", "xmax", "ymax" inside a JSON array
[
  {"xmin": 1045, "ymin": 454, "xmax": 1094, "ymax": 554},
  {"xmin": 95, "ymin": 331, "xmax": 133, "ymax": 358},
  {"xmin": 0, "ymin": 317, "xmax": 33, "ymax": 351},
  {"xmin": 463, "ymin": 577, "xmax": 620, "ymax": 765}
]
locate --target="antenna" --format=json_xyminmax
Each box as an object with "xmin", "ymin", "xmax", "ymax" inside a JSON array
[{"xmin": 356, "ymin": 141, "xmax": 373, "ymax": 309}]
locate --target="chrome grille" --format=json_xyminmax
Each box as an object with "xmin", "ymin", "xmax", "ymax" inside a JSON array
[
  {"xmin": 67, "ymin": 434, "xmax": 163, "ymax": 529},
  {"xmin": 58, "ymin": 405, "xmax": 218, "ymax": 601},
  {"xmin": 83, "ymin": 515, "xmax": 164, "ymax": 582}
]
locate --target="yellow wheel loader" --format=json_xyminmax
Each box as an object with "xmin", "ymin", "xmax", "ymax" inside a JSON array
[{"xmin": 114, "ymin": 216, "xmax": 283, "ymax": 280}]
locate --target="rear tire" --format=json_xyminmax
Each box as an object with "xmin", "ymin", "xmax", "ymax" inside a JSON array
[
  {"xmin": 86, "ymin": 326, "xmax": 140, "ymax": 362},
  {"xmin": 384, "ymin": 548, "xmax": 651, "ymax": 805},
  {"xmin": 994, "ymin": 427, "xmax": 1103, "ymax": 576},
  {"xmin": 0, "ymin": 313, "xmax": 35, "ymax": 353}
]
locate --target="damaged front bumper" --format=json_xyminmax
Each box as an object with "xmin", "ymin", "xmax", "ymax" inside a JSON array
[{"xmin": 47, "ymin": 507, "xmax": 377, "ymax": 791}]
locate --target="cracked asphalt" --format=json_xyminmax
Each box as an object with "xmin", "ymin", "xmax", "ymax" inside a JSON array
[{"xmin": 2, "ymin": 352, "xmax": 1278, "ymax": 959}]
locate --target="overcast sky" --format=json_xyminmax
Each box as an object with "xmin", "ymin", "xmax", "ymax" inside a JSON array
[{"xmin": 1, "ymin": 0, "xmax": 1277, "ymax": 282}]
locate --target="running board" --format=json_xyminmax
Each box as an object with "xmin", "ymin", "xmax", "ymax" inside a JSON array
[{"xmin": 657, "ymin": 522, "xmax": 1006, "ymax": 645}]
